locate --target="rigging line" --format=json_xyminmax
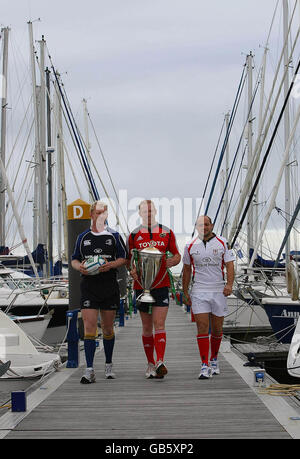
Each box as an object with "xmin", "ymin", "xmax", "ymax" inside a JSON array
[
  {"xmin": 275, "ymin": 206, "xmax": 300, "ymax": 223},
  {"xmin": 49, "ymin": 74, "xmax": 88, "ymax": 198},
  {"xmin": 178, "ymin": 117, "xmax": 228, "ymax": 279},
  {"xmin": 220, "ymin": 143, "xmax": 248, "ymax": 236},
  {"xmin": 231, "ymin": 56, "xmax": 300, "ymax": 248},
  {"xmin": 53, "ymin": 72, "xmax": 98, "ymax": 185},
  {"xmin": 7, "ymin": 36, "xmax": 29, "ymax": 129},
  {"xmin": 214, "ymin": 75, "xmax": 260, "ymax": 228},
  {"xmin": 59, "ymin": 83, "xmax": 97, "ymax": 181},
  {"xmin": 54, "ymin": 72, "xmax": 100, "ymax": 201},
  {"xmin": 35, "ymin": 43, "xmax": 98, "ymax": 202},
  {"xmin": 74, "ymin": 136, "xmax": 128, "ymax": 235},
  {"xmin": 8, "ymin": 168, "xmax": 34, "ymax": 246},
  {"xmin": 49, "ymin": 63, "xmax": 99, "ymax": 200},
  {"xmin": 57, "ymin": 92, "xmax": 94, "ymax": 198},
  {"xmin": 87, "ymin": 112, "xmax": 130, "ymax": 234},
  {"xmin": 275, "ymin": 207, "xmax": 300, "ymax": 232},
  {"xmin": 5, "ymin": 126, "xmax": 35, "ymax": 245},
  {"xmin": 55, "ymin": 92, "xmax": 89, "ymax": 198},
  {"xmin": 274, "ymin": 197, "xmax": 300, "ymax": 267},
  {"xmin": 265, "ymin": 0, "xmax": 280, "ymax": 45},
  {"xmin": 6, "ymin": 95, "xmax": 33, "ymax": 169},
  {"xmin": 63, "ymin": 143, "xmax": 85, "ymax": 198},
  {"xmin": 204, "ymin": 61, "xmax": 247, "ymax": 216},
  {"xmin": 228, "ymin": 1, "xmax": 300, "ymax": 242},
  {"xmin": 191, "ymin": 116, "xmax": 226, "ymax": 238}
]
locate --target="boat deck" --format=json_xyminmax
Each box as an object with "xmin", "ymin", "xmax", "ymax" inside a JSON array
[
  {"xmin": 1, "ymin": 300, "xmax": 300, "ymax": 439},
  {"xmin": 233, "ymin": 342, "xmax": 290, "ymax": 361}
]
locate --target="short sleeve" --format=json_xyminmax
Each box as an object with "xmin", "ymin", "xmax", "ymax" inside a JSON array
[
  {"xmin": 71, "ymin": 234, "xmax": 83, "ymax": 261},
  {"xmin": 115, "ymin": 233, "xmax": 127, "ymax": 259},
  {"xmin": 223, "ymin": 240, "xmax": 235, "ymax": 263},
  {"xmin": 182, "ymin": 244, "xmax": 191, "ymax": 265},
  {"xmin": 168, "ymin": 230, "xmax": 180, "ymax": 255}
]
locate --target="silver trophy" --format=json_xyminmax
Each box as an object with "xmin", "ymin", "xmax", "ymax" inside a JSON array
[{"xmin": 131, "ymin": 247, "xmax": 164, "ymax": 303}]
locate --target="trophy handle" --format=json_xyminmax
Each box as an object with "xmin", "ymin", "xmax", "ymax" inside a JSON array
[{"xmin": 130, "ymin": 248, "xmax": 139, "ymax": 271}]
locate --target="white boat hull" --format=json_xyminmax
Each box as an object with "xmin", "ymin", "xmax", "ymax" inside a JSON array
[
  {"xmin": 287, "ymin": 316, "xmax": 300, "ymax": 378},
  {"xmin": 225, "ymin": 295, "xmax": 270, "ymax": 329},
  {"xmin": 1, "ymin": 353, "xmax": 61, "ymax": 379},
  {"xmin": 10, "ymin": 313, "xmax": 52, "ymax": 341},
  {"xmin": 0, "ymin": 309, "xmax": 61, "ymax": 379}
]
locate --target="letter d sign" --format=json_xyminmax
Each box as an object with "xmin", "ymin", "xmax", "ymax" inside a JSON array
[
  {"xmin": 73, "ymin": 206, "xmax": 83, "ymax": 219},
  {"xmin": 67, "ymin": 199, "xmax": 91, "ymax": 221}
]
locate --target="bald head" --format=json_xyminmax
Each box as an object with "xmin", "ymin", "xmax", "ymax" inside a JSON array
[{"xmin": 196, "ymin": 215, "xmax": 214, "ymax": 240}]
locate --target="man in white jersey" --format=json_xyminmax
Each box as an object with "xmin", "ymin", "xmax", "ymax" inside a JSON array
[{"xmin": 182, "ymin": 215, "xmax": 235, "ymax": 379}]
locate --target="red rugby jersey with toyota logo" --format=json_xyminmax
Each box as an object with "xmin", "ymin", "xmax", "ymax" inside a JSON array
[{"xmin": 127, "ymin": 223, "xmax": 180, "ymax": 290}]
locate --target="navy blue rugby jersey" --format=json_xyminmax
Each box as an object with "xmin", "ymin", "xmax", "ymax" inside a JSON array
[{"xmin": 72, "ymin": 226, "xmax": 127, "ymax": 283}]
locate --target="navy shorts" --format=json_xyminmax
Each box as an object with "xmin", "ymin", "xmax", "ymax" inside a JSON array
[
  {"xmin": 135, "ymin": 287, "xmax": 169, "ymax": 313},
  {"xmin": 80, "ymin": 292, "xmax": 120, "ymax": 311}
]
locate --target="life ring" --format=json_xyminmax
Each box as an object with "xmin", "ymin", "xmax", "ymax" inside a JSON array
[{"xmin": 286, "ymin": 261, "xmax": 299, "ymax": 301}]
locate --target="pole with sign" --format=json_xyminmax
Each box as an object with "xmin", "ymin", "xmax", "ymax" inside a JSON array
[{"xmin": 66, "ymin": 199, "xmax": 91, "ymax": 367}]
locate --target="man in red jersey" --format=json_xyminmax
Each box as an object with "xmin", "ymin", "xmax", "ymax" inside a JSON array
[{"xmin": 127, "ymin": 200, "xmax": 181, "ymax": 379}]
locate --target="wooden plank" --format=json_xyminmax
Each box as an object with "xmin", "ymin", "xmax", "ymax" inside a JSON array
[{"xmin": 3, "ymin": 301, "xmax": 291, "ymax": 439}]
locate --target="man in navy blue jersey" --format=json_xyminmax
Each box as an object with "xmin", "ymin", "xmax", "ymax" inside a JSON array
[{"xmin": 71, "ymin": 201, "xmax": 127, "ymax": 383}]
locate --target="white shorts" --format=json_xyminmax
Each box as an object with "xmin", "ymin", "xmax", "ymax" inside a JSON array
[{"xmin": 191, "ymin": 292, "xmax": 228, "ymax": 317}]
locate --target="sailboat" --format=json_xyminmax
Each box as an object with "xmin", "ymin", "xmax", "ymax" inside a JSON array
[
  {"xmin": 204, "ymin": 0, "xmax": 300, "ymax": 346},
  {"xmin": 287, "ymin": 316, "xmax": 300, "ymax": 377},
  {"xmin": 0, "ymin": 309, "xmax": 61, "ymax": 379},
  {"xmin": 0, "ymin": 24, "xmax": 72, "ymax": 345}
]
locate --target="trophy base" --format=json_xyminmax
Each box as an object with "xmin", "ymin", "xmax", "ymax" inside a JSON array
[{"xmin": 136, "ymin": 291, "xmax": 155, "ymax": 303}]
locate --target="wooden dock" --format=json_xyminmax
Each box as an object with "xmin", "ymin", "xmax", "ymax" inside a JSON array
[{"xmin": 0, "ymin": 300, "xmax": 299, "ymax": 440}]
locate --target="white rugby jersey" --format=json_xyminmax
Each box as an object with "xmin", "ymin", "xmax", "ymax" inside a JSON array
[{"xmin": 183, "ymin": 234, "xmax": 235, "ymax": 292}]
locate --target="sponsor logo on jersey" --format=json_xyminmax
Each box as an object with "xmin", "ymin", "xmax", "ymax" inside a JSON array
[
  {"xmin": 137, "ymin": 240, "xmax": 166, "ymax": 249},
  {"xmin": 202, "ymin": 257, "xmax": 211, "ymax": 263},
  {"xmin": 84, "ymin": 240, "xmax": 91, "ymax": 246}
]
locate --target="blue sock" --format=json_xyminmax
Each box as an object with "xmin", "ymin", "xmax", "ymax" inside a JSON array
[
  {"xmin": 103, "ymin": 333, "xmax": 115, "ymax": 364},
  {"xmin": 84, "ymin": 336, "xmax": 96, "ymax": 368}
]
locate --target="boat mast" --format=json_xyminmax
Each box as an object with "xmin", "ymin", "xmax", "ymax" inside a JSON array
[
  {"xmin": 0, "ymin": 27, "xmax": 9, "ymax": 248},
  {"xmin": 255, "ymin": 45, "xmax": 268, "ymax": 249},
  {"xmin": 283, "ymin": 0, "xmax": 291, "ymax": 262},
  {"xmin": 46, "ymin": 67, "xmax": 53, "ymax": 276},
  {"xmin": 38, "ymin": 37, "xmax": 48, "ymax": 277},
  {"xmin": 54, "ymin": 73, "xmax": 68, "ymax": 263},
  {"xmin": 223, "ymin": 112, "xmax": 230, "ymax": 239},
  {"xmin": 246, "ymin": 52, "xmax": 254, "ymax": 260},
  {"xmin": 249, "ymin": 96, "xmax": 300, "ymax": 267},
  {"xmin": 28, "ymin": 21, "xmax": 40, "ymax": 251},
  {"xmin": 228, "ymin": 1, "xmax": 299, "ymax": 246}
]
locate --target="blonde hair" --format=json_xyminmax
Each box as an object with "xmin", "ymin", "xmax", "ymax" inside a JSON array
[{"xmin": 90, "ymin": 200, "xmax": 108, "ymax": 213}]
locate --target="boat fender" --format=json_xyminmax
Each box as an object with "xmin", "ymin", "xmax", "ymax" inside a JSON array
[{"xmin": 286, "ymin": 260, "xmax": 299, "ymax": 301}]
